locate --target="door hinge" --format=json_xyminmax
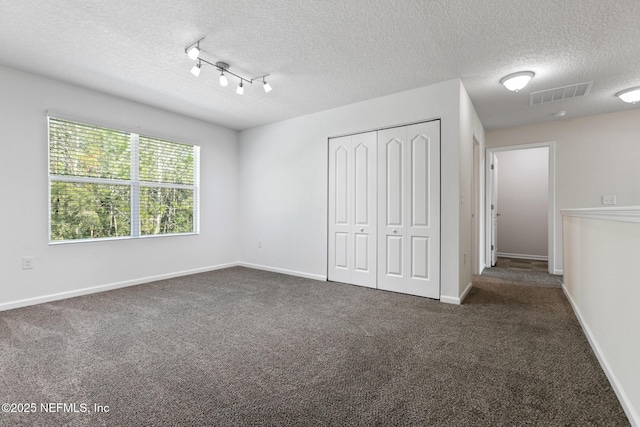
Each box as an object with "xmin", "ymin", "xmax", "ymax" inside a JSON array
[
  {"xmin": 491, "ymin": 164, "xmax": 494, "ymax": 170},
  {"xmin": 491, "ymin": 204, "xmax": 494, "ymax": 210},
  {"xmin": 491, "ymin": 244, "xmax": 494, "ymax": 250}
]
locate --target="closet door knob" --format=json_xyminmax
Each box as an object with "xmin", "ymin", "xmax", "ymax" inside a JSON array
[
  {"xmin": 360, "ymin": 228, "xmax": 364, "ymax": 232},
  {"xmin": 393, "ymin": 229, "xmax": 397, "ymax": 233}
]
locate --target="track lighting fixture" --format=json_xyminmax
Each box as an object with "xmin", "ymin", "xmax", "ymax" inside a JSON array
[
  {"xmin": 500, "ymin": 71, "xmax": 535, "ymax": 92},
  {"xmin": 184, "ymin": 38, "xmax": 273, "ymax": 95},
  {"xmin": 190, "ymin": 61, "xmax": 201, "ymax": 77}
]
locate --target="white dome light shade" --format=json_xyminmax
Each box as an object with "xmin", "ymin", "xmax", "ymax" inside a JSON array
[
  {"xmin": 616, "ymin": 87, "xmax": 640, "ymax": 104},
  {"xmin": 500, "ymin": 71, "xmax": 535, "ymax": 92},
  {"xmin": 186, "ymin": 45, "xmax": 200, "ymax": 60},
  {"xmin": 219, "ymin": 73, "xmax": 228, "ymax": 87},
  {"xmin": 236, "ymin": 81, "xmax": 244, "ymax": 95},
  {"xmin": 263, "ymin": 81, "xmax": 272, "ymax": 93}
]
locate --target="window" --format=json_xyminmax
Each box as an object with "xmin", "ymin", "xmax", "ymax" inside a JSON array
[{"xmin": 48, "ymin": 117, "xmax": 199, "ymax": 242}]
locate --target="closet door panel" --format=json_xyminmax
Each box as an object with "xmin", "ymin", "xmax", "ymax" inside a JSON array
[
  {"xmin": 378, "ymin": 121, "xmax": 440, "ymax": 298},
  {"xmin": 385, "ymin": 138, "xmax": 403, "ymax": 227},
  {"xmin": 328, "ymin": 136, "xmax": 352, "ymax": 284},
  {"xmin": 386, "ymin": 235, "xmax": 403, "ymax": 276},
  {"xmin": 411, "ymin": 134, "xmax": 429, "ymax": 227},
  {"xmin": 406, "ymin": 121, "xmax": 440, "ymax": 298},
  {"xmin": 350, "ymin": 132, "xmax": 377, "ymax": 287},
  {"xmin": 411, "ymin": 236, "xmax": 429, "ymax": 279},
  {"xmin": 378, "ymin": 127, "xmax": 407, "ymax": 292},
  {"xmin": 335, "ymin": 232, "xmax": 349, "ymax": 269},
  {"xmin": 328, "ymin": 132, "xmax": 377, "ymax": 288}
]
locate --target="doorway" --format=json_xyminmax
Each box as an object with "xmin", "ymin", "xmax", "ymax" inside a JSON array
[{"xmin": 485, "ymin": 142, "xmax": 556, "ymax": 275}]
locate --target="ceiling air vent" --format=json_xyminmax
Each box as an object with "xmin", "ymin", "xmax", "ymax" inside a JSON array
[{"xmin": 530, "ymin": 81, "xmax": 593, "ymax": 105}]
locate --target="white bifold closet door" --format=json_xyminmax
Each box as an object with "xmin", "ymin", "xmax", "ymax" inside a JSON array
[
  {"xmin": 328, "ymin": 120, "xmax": 440, "ymax": 299},
  {"xmin": 327, "ymin": 132, "xmax": 377, "ymax": 288},
  {"xmin": 377, "ymin": 121, "xmax": 440, "ymax": 298}
]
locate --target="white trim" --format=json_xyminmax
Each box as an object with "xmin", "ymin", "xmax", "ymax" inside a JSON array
[
  {"xmin": 486, "ymin": 141, "xmax": 556, "ymax": 275},
  {"xmin": 460, "ymin": 281, "xmax": 473, "ymax": 303},
  {"xmin": 440, "ymin": 295, "xmax": 461, "ymax": 305},
  {"xmin": 562, "ymin": 285, "xmax": 639, "ymax": 427},
  {"xmin": 496, "ymin": 252, "xmax": 548, "ymax": 261},
  {"xmin": 0, "ymin": 262, "xmax": 239, "ymax": 313},
  {"xmin": 554, "ymin": 269, "xmax": 563, "ymax": 275},
  {"xmin": 440, "ymin": 282, "xmax": 471, "ymax": 305},
  {"xmin": 240, "ymin": 262, "xmax": 327, "ymax": 281},
  {"xmin": 560, "ymin": 206, "xmax": 640, "ymax": 224}
]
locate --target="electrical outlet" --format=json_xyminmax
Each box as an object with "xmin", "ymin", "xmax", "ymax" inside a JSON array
[
  {"xmin": 257, "ymin": 239, "xmax": 262, "ymax": 248},
  {"xmin": 602, "ymin": 195, "xmax": 616, "ymax": 206},
  {"xmin": 22, "ymin": 256, "xmax": 34, "ymax": 270}
]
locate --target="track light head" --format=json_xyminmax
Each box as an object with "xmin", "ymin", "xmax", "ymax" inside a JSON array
[
  {"xmin": 186, "ymin": 46, "xmax": 199, "ymax": 60},
  {"xmin": 219, "ymin": 72, "xmax": 228, "ymax": 87},
  {"xmin": 190, "ymin": 62, "xmax": 201, "ymax": 77},
  {"xmin": 263, "ymin": 79, "xmax": 272, "ymax": 93},
  {"xmin": 236, "ymin": 80, "xmax": 244, "ymax": 95},
  {"xmin": 185, "ymin": 38, "xmax": 204, "ymax": 60},
  {"xmin": 216, "ymin": 62, "xmax": 229, "ymax": 87}
]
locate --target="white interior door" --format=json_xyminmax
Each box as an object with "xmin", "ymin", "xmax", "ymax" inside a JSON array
[
  {"xmin": 328, "ymin": 132, "xmax": 377, "ymax": 288},
  {"xmin": 490, "ymin": 154, "xmax": 498, "ymax": 266},
  {"xmin": 377, "ymin": 121, "xmax": 440, "ymax": 298}
]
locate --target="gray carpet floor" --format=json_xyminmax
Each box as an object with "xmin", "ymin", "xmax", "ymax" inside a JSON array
[
  {"xmin": 0, "ymin": 267, "xmax": 629, "ymax": 426},
  {"xmin": 479, "ymin": 266, "xmax": 564, "ymax": 288}
]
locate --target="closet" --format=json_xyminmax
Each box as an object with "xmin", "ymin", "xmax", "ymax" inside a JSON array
[{"xmin": 328, "ymin": 120, "xmax": 440, "ymax": 298}]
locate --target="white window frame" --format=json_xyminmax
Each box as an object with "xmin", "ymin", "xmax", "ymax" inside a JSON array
[{"xmin": 48, "ymin": 115, "xmax": 200, "ymax": 244}]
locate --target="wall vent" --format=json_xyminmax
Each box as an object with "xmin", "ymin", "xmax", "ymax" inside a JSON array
[{"xmin": 530, "ymin": 81, "xmax": 593, "ymax": 105}]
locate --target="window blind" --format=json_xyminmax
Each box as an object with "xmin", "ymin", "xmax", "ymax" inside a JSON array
[{"xmin": 48, "ymin": 117, "xmax": 199, "ymax": 242}]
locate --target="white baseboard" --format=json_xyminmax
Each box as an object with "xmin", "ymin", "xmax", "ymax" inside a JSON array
[
  {"xmin": 239, "ymin": 262, "xmax": 327, "ymax": 281},
  {"xmin": 562, "ymin": 285, "xmax": 639, "ymax": 427},
  {"xmin": 554, "ymin": 269, "xmax": 564, "ymax": 275},
  {"xmin": 440, "ymin": 282, "xmax": 472, "ymax": 305},
  {"xmin": 439, "ymin": 295, "xmax": 459, "ymax": 305},
  {"xmin": 0, "ymin": 262, "xmax": 239, "ymax": 313},
  {"xmin": 460, "ymin": 281, "xmax": 473, "ymax": 304},
  {"xmin": 496, "ymin": 252, "xmax": 548, "ymax": 261}
]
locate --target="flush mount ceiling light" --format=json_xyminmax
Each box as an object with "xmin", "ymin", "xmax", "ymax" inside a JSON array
[
  {"xmin": 500, "ymin": 71, "xmax": 535, "ymax": 92},
  {"xmin": 184, "ymin": 37, "xmax": 272, "ymax": 95},
  {"xmin": 615, "ymin": 87, "xmax": 640, "ymax": 104}
]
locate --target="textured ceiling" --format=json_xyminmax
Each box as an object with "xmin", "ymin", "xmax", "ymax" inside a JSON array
[{"xmin": 0, "ymin": 0, "xmax": 639, "ymax": 131}]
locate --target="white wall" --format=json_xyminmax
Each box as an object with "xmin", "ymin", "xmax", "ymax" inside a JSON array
[
  {"xmin": 486, "ymin": 109, "xmax": 640, "ymax": 272},
  {"xmin": 495, "ymin": 147, "xmax": 548, "ymax": 259},
  {"xmin": 562, "ymin": 209, "xmax": 640, "ymax": 426},
  {"xmin": 238, "ymin": 79, "xmax": 484, "ymax": 303},
  {"xmin": 458, "ymin": 87, "xmax": 485, "ymax": 297},
  {"xmin": 0, "ymin": 65, "xmax": 239, "ymax": 310}
]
